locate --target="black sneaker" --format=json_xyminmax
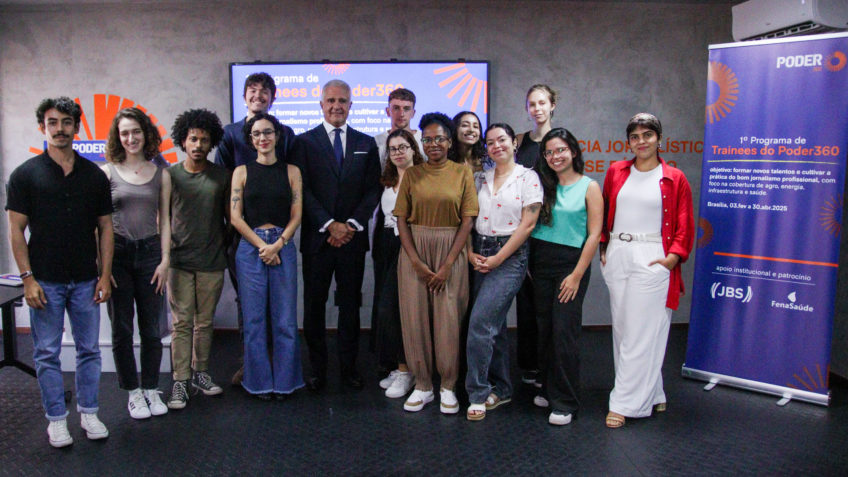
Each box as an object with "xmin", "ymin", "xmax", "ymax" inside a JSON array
[
  {"xmin": 167, "ymin": 380, "xmax": 189, "ymax": 410},
  {"xmin": 193, "ymin": 371, "xmax": 223, "ymax": 396}
]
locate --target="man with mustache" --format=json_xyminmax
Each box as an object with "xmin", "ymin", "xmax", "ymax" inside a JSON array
[
  {"xmin": 6, "ymin": 97, "xmax": 114, "ymax": 447},
  {"xmin": 165, "ymin": 109, "xmax": 229, "ymax": 410},
  {"xmin": 215, "ymin": 72, "xmax": 296, "ymax": 386},
  {"xmin": 294, "ymin": 79, "xmax": 381, "ymax": 391}
]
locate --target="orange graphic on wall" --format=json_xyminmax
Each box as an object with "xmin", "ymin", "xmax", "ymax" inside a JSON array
[
  {"xmin": 786, "ymin": 364, "xmax": 829, "ymax": 392},
  {"xmin": 433, "ymin": 63, "xmax": 488, "ymax": 114},
  {"xmin": 28, "ymin": 94, "xmax": 178, "ymax": 163},
  {"xmin": 705, "ymin": 61, "xmax": 739, "ymax": 125},
  {"xmin": 825, "ymin": 51, "xmax": 847, "ymax": 72}
]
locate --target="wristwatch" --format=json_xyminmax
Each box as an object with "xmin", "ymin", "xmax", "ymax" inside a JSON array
[{"xmin": 19, "ymin": 270, "xmax": 33, "ymax": 280}]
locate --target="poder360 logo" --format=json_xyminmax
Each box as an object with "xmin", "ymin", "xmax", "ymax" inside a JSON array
[
  {"xmin": 776, "ymin": 50, "xmax": 846, "ymax": 72},
  {"xmin": 29, "ymin": 94, "xmax": 178, "ymax": 164},
  {"xmin": 710, "ymin": 282, "xmax": 752, "ymax": 303}
]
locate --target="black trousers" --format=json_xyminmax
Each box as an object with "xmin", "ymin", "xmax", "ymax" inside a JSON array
[
  {"xmin": 373, "ymin": 227, "xmax": 404, "ymax": 370},
  {"xmin": 107, "ymin": 234, "xmax": 164, "ymax": 390},
  {"xmin": 302, "ymin": 247, "xmax": 366, "ymax": 378},
  {"xmin": 530, "ymin": 238, "xmax": 590, "ymax": 415},
  {"xmin": 515, "ymin": 273, "xmax": 538, "ymax": 371}
]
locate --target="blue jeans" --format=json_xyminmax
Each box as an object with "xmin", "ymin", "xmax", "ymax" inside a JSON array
[
  {"xmin": 236, "ymin": 227, "xmax": 304, "ymax": 394},
  {"xmin": 465, "ymin": 235, "xmax": 528, "ymax": 404},
  {"xmin": 30, "ymin": 278, "xmax": 101, "ymax": 420}
]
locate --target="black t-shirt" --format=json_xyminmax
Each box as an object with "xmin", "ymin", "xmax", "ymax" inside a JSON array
[
  {"xmin": 5, "ymin": 152, "xmax": 113, "ymax": 283},
  {"xmin": 243, "ymin": 160, "xmax": 292, "ymax": 229}
]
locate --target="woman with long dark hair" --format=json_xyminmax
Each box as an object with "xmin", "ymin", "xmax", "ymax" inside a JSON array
[
  {"xmin": 465, "ymin": 123, "xmax": 541, "ymax": 421},
  {"xmin": 600, "ymin": 113, "xmax": 694, "ymax": 428},
  {"xmin": 374, "ymin": 129, "xmax": 424, "ymax": 398},
  {"xmin": 451, "ymin": 111, "xmax": 488, "ymax": 176},
  {"xmin": 530, "ymin": 127, "xmax": 602, "ymax": 425}
]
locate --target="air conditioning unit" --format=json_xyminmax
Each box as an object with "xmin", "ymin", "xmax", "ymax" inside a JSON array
[{"xmin": 732, "ymin": 0, "xmax": 848, "ymax": 41}]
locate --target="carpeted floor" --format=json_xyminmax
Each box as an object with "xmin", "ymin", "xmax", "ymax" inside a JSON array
[{"xmin": 1, "ymin": 327, "xmax": 847, "ymax": 475}]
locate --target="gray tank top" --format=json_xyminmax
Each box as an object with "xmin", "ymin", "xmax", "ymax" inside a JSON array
[{"xmin": 108, "ymin": 163, "xmax": 161, "ymax": 240}]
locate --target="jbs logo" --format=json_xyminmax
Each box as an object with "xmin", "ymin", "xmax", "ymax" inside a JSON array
[{"xmin": 710, "ymin": 282, "xmax": 752, "ymax": 303}]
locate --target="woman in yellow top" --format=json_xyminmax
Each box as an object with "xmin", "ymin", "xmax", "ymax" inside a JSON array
[{"xmin": 394, "ymin": 112, "xmax": 478, "ymax": 414}]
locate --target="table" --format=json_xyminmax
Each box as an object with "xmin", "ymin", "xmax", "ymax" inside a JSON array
[{"xmin": 0, "ymin": 284, "xmax": 36, "ymax": 377}]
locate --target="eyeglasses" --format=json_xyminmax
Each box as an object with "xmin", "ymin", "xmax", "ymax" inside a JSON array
[
  {"xmin": 421, "ymin": 136, "xmax": 449, "ymax": 145},
  {"xmin": 251, "ymin": 129, "xmax": 276, "ymax": 139},
  {"xmin": 543, "ymin": 147, "xmax": 571, "ymax": 158},
  {"xmin": 388, "ymin": 144, "xmax": 412, "ymax": 155}
]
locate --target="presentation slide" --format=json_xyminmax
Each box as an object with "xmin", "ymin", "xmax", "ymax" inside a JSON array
[{"xmin": 229, "ymin": 61, "xmax": 489, "ymax": 136}]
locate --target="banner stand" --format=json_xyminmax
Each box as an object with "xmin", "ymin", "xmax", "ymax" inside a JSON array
[{"xmin": 682, "ymin": 367, "xmax": 830, "ymax": 406}]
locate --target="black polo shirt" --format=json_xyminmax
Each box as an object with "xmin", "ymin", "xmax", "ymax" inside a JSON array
[{"xmin": 5, "ymin": 152, "xmax": 112, "ymax": 283}]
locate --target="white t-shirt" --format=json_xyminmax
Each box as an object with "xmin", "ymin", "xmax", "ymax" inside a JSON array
[
  {"xmin": 474, "ymin": 164, "xmax": 543, "ymax": 236},
  {"xmin": 613, "ymin": 164, "xmax": 663, "ymax": 234},
  {"xmin": 380, "ymin": 186, "xmax": 399, "ymax": 235}
]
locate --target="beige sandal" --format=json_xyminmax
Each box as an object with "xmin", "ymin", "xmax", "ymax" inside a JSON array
[
  {"xmin": 655, "ymin": 402, "xmax": 667, "ymax": 413},
  {"xmin": 485, "ymin": 393, "xmax": 512, "ymax": 411},
  {"xmin": 466, "ymin": 403, "xmax": 486, "ymax": 421},
  {"xmin": 606, "ymin": 411, "xmax": 625, "ymax": 428}
]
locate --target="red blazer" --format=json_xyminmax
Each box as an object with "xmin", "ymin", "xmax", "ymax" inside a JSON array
[{"xmin": 601, "ymin": 157, "xmax": 695, "ymax": 310}]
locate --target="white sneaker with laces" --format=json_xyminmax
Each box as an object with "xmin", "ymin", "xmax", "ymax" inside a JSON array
[
  {"xmin": 80, "ymin": 413, "xmax": 109, "ymax": 440},
  {"xmin": 403, "ymin": 389, "xmax": 434, "ymax": 412},
  {"xmin": 47, "ymin": 419, "xmax": 73, "ymax": 448},
  {"xmin": 439, "ymin": 388, "xmax": 459, "ymax": 414},
  {"xmin": 533, "ymin": 395, "xmax": 550, "ymax": 408},
  {"xmin": 385, "ymin": 372, "xmax": 413, "ymax": 398},
  {"xmin": 379, "ymin": 369, "xmax": 401, "ymax": 389},
  {"xmin": 127, "ymin": 388, "xmax": 151, "ymax": 419},
  {"xmin": 143, "ymin": 389, "xmax": 168, "ymax": 416}
]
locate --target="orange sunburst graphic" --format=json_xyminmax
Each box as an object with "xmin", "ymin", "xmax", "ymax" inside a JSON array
[
  {"xmin": 705, "ymin": 61, "xmax": 739, "ymax": 125},
  {"xmin": 433, "ymin": 63, "xmax": 488, "ymax": 114},
  {"xmin": 323, "ymin": 64, "xmax": 350, "ymax": 75},
  {"xmin": 786, "ymin": 363, "xmax": 829, "ymax": 392},
  {"xmin": 825, "ymin": 51, "xmax": 847, "ymax": 72},
  {"xmin": 697, "ymin": 217, "xmax": 714, "ymax": 249},
  {"xmin": 28, "ymin": 94, "xmax": 178, "ymax": 163},
  {"xmin": 818, "ymin": 193, "xmax": 842, "ymax": 237}
]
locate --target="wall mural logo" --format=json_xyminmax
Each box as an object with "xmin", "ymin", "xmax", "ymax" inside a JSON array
[
  {"xmin": 786, "ymin": 363, "xmax": 829, "ymax": 393},
  {"xmin": 28, "ymin": 94, "xmax": 178, "ymax": 164},
  {"xmin": 322, "ymin": 64, "xmax": 351, "ymax": 75},
  {"xmin": 705, "ymin": 61, "xmax": 739, "ymax": 125},
  {"xmin": 697, "ymin": 217, "xmax": 714, "ymax": 249},
  {"xmin": 434, "ymin": 63, "xmax": 488, "ymax": 114},
  {"xmin": 825, "ymin": 51, "xmax": 847, "ymax": 72},
  {"xmin": 819, "ymin": 193, "xmax": 842, "ymax": 237}
]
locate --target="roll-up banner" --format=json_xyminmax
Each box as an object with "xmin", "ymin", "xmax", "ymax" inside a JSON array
[{"xmin": 684, "ymin": 33, "xmax": 848, "ymax": 406}]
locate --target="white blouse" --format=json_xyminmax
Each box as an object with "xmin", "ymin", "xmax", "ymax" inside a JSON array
[
  {"xmin": 613, "ymin": 164, "xmax": 663, "ymax": 234},
  {"xmin": 474, "ymin": 164, "xmax": 543, "ymax": 236},
  {"xmin": 381, "ymin": 186, "xmax": 399, "ymax": 235}
]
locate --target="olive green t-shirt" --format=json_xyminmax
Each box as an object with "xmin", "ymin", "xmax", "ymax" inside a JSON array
[
  {"xmin": 394, "ymin": 160, "xmax": 478, "ymax": 227},
  {"xmin": 169, "ymin": 161, "xmax": 229, "ymax": 271}
]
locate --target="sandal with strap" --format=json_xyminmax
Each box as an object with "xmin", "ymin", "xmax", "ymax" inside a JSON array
[
  {"xmin": 606, "ymin": 411, "xmax": 625, "ymax": 428},
  {"xmin": 485, "ymin": 393, "xmax": 512, "ymax": 411},
  {"xmin": 655, "ymin": 402, "xmax": 667, "ymax": 413},
  {"xmin": 466, "ymin": 403, "xmax": 486, "ymax": 421}
]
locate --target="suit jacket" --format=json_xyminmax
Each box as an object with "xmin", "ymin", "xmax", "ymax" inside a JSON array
[{"xmin": 294, "ymin": 124, "xmax": 381, "ymax": 255}]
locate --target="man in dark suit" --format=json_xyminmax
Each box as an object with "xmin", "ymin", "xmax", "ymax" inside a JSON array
[{"xmin": 295, "ymin": 79, "xmax": 381, "ymax": 391}]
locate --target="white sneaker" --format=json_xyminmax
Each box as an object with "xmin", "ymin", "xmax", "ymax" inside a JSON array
[
  {"xmin": 127, "ymin": 388, "xmax": 151, "ymax": 419},
  {"xmin": 385, "ymin": 372, "xmax": 413, "ymax": 398},
  {"xmin": 80, "ymin": 413, "xmax": 109, "ymax": 440},
  {"xmin": 549, "ymin": 411, "xmax": 573, "ymax": 426},
  {"xmin": 439, "ymin": 388, "xmax": 459, "ymax": 414},
  {"xmin": 47, "ymin": 419, "xmax": 73, "ymax": 448},
  {"xmin": 143, "ymin": 389, "xmax": 168, "ymax": 416},
  {"xmin": 403, "ymin": 389, "xmax": 434, "ymax": 412},
  {"xmin": 379, "ymin": 370, "xmax": 401, "ymax": 389},
  {"xmin": 533, "ymin": 395, "xmax": 550, "ymax": 408}
]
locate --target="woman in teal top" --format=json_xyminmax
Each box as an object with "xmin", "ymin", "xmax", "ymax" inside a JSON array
[{"xmin": 529, "ymin": 128, "xmax": 603, "ymax": 425}]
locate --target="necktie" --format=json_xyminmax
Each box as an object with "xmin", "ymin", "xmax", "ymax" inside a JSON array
[{"xmin": 333, "ymin": 128, "xmax": 344, "ymax": 168}]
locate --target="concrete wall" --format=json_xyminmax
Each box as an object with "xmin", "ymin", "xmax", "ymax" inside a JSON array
[{"xmin": 0, "ymin": 0, "xmax": 735, "ymax": 329}]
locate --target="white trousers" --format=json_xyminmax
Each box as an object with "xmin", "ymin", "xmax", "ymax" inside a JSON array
[{"xmin": 601, "ymin": 239, "xmax": 672, "ymax": 418}]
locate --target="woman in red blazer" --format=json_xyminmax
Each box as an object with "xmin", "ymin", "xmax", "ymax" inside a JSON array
[{"xmin": 599, "ymin": 113, "xmax": 694, "ymax": 428}]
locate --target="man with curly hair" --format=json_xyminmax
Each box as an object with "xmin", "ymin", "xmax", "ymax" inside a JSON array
[
  {"xmin": 165, "ymin": 109, "xmax": 230, "ymax": 410},
  {"xmin": 6, "ymin": 97, "xmax": 114, "ymax": 447}
]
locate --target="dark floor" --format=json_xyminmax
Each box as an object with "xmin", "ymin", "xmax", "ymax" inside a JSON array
[{"xmin": 1, "ymin": 327, "xmax": 847, "ymax": 476}]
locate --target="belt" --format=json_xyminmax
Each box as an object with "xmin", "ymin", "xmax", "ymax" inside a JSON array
[{"xmin": 611, "ymin": 232, "xmax": 662, "ymax": 243}]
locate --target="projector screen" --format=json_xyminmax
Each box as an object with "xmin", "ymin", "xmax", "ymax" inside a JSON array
[{"xmin": 229, "ymin": 61, "xmax": 489, "ymax": 136}]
